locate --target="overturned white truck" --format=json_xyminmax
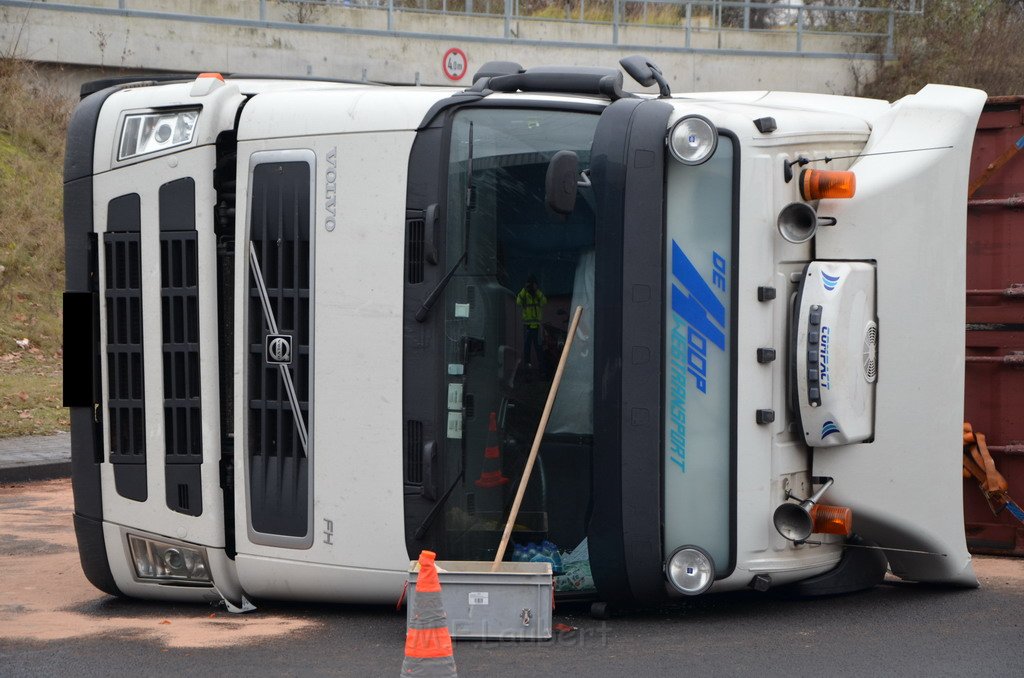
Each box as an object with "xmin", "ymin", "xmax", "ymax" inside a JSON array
[{"xmin": 63, "ymin": 59, "xmax": 985, "ymax": 612}]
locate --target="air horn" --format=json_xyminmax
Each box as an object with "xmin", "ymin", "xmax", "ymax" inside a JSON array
[{"xmin": 773, "ymin": 476, "xmax": 835, "ymax": 542}]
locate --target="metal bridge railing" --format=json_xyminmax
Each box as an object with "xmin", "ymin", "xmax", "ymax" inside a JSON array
[{"xmin": 269, "ymin": 0, "xmax": 924, "ymax": 56}]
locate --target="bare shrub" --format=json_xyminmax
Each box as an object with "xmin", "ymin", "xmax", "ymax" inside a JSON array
[
  {"xmin": 0, "ymin": 58, "xmax": 74, "ymax": 353},
  {"xmin": 283, "ymin": 0, "xmax": 328, "ymax": 24},
  {"xmin": 861, "ymin": 0, "xmax": 1024, "ymax": 99},
  {"xmin": 0, "ymin": 60, "xmax": 72, "ymax": 436}
]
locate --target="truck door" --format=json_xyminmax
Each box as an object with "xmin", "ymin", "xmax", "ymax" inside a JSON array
[
  {"xmin": 402, "ymin": 104, "xmax": 605, "ymax": 593},
  {"xmin": 402, "ymin": 97, "xmax": 702, "ymax": 605}
]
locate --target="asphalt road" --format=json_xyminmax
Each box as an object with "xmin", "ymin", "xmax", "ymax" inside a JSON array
[{"xmin": 2, "ymin": 479, "xmax": 1023, "ymax": 677}]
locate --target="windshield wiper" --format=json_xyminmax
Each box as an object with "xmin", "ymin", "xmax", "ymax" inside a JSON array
[
  {"xmin": 415, "ymin": 251, "xmax": 466, "ymax": 322},
  {"xmin": 413, "ymin": 468, "xmax": 465, "ymax": 540},
  {"xmin": 415, "ymin": 121, "xmax": 475, "ymax": 323}
]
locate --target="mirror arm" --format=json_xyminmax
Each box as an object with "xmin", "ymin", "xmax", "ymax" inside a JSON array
[{"xmin": 650, "ymin": 66, "xmax": 672, "ymax": 98}]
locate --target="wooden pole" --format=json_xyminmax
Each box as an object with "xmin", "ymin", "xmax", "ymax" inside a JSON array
[{"xmin": 492, "ymin": 305, "xmax": 584, "ymax": 570}]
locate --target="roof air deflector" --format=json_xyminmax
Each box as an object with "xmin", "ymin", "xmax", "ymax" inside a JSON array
[{"xmin": 483, "ymin": 66, "xmax": 632, "ymax": 101}]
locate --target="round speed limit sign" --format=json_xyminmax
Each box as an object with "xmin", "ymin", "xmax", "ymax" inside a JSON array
[{"xmin": 442, "ymin": 48, "xmax": 468, "ymax": 81}]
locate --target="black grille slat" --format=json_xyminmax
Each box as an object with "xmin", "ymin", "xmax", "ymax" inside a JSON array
[
  {"xmin": 159, "ymin": 176, "xmax": 203, "ymax": 517},
  {"xmin": 247, "ymin": 160, "xmax": 312, "ymax": 540},
  {"xmin": 160, "ymin": 231, "xmax": 202, "ymax": 466},
  {"xmin": 159, "ymin": 228, "xmax": 201, "ymax": 473},
  {"xmin": 104, "ymin": 230, "xmax": 147, "ymax": 502},
  {"xmin": 405, "ymin": 420, "xmax": 424, "ymax": 485},
  {"xmin": 407, "ymin": 219, "xmax": 425, "ymax": 283}
]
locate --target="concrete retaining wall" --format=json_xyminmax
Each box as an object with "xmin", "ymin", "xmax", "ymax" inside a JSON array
[{"xmin": 0, "ymin": 1, "xmax": 875, "ymax": 94}]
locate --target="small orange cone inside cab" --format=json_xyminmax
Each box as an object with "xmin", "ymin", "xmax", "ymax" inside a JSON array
[{"xmin": 474, "ymin": 411, "xmax": 510, "ymax": 489}]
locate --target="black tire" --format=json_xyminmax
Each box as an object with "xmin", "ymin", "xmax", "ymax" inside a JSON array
[{"xmin": 778, "ymin": 534, "xmax": 888, "ymax": 597}]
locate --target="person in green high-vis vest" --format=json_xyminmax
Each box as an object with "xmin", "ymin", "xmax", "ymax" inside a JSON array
[{"xmin": 516, "ymin": 274, "xmax": 547, "ymax": 372}]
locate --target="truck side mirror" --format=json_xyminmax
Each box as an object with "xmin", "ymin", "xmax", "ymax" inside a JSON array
[
  {"xmin": 619, "ymin": 55, "xmax": 672, "ymax": 97},
  {"xmin": 545, "ymin": 150, "xmax": 579, "ymax": 217}
]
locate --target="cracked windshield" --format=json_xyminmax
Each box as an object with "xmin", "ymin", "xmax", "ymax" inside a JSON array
[{"xmin": 442, "ymin": 108, "xmax": 599, "ymax": 593}]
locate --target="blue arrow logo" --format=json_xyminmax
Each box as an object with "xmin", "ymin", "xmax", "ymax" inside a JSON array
[{"xmin": 822, "ymin": 271, "xmax": 840, "ymax": 292}]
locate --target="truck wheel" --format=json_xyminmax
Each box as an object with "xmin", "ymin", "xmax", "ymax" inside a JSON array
[
  {"xmin": 778, "ymin": 534, "xmax": 888, "ymax": 597},
  {"xmin": 590, "ymin": 601, "xmax": 611, "ymax": 619}
]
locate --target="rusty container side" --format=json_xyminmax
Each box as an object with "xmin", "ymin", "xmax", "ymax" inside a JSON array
[{"xmin": 964, "ymin": 96, "xmax": 1024, "ymax": 557}]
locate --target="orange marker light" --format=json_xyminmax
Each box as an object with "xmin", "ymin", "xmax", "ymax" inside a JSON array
[
  {"xmin": 198, "ymin": 72, "xmax": 225, "ymax": 81},
  {"xmin": 800, "ymin": 169, "xmax": 856, "ymax": 200},
  {"xmin": 810, "ymin": 503, "xmax": 853, "ymax": 537}
]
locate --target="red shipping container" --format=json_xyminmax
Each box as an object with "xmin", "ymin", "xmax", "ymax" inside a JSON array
[{"xmin": 964, "ymin": 96, "xmax": 1024, "ymax": 556}]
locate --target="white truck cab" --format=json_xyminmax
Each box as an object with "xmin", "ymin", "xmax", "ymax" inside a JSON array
[{"xmin": 63, "ymin": 60, "xmax": 984, "ymax": 610}]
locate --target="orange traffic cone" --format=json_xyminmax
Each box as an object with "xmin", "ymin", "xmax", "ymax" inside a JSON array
[
  {"xmin": 402, "ymin": 550, "xmax": 457, "ymax": 677},
  {"xmin": 474, "ymin": 411, "xmax": 510, "ymax": 489}
]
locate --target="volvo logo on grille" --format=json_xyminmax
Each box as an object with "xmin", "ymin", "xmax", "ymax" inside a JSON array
[{"xmin": 266, "ymin": 334, "xmax": 293, "ymax": 365}]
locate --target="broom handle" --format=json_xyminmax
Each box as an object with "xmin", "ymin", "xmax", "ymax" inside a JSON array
[{"xmin": 492, "ymin": 305, "xmax": 584, "ymax": 571}]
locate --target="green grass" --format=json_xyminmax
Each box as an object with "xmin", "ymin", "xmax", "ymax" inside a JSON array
[
  {"xmin": 0, "ymin": 354, "xmax": 68, "ymax": 437},
  {"xmin": 0, "ymin": 59, "xmax": 73, "ymax": 438}
]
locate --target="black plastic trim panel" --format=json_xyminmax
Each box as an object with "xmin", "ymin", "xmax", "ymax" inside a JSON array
[
  {"xmin": 73, "ymin": 514, "xmax": 122, "ymax": 597},
  {"xmin": 79, "ymin": 74, "xmax": 198, "ymax": 100},
  {"xmin": 723, "ymin": 130, "xmax": 741, "ymax": 580},
  {"xmin": 789, "ymin": 263, "xmax": 811, "ymax": 440},
  {"xmin": 588, "ymin": 99, "xmax": 636, "ymax": 603},
  {"xmin": 402, "ymin": 125, "xmax": 445, "ymax": 556},
  {"xmin": 214, "ymin": 127, "xmax": 240, "ymax": 558},
  {"xmin": 108, "ymin": 194, "xmax": 141, "ymax": 232},
  {"xmin": 159, "ymin": 178, "xmax": 197, "ymax": 232},
  {"xmin": 63, "ymin": 85, "xmax": 118, "ymax": 597},
  {"xmin": 589, "ymin": 98, "xmax": 674, "ymax": 605},
  {"xmin": 248, "ymin": 160, "xmax": 312, "ymax": 539},
  {"xmin": 63, "ymin": 291, "xmax": 96, "ymax": 408},
  {"xmin": 65, "ymin": 84, "xmax": 133, "ymax": 182},
  {"xmin": 618, "ymin": 100, "xmax": 676, "ymax": 604},
  {"xmin": 65, "ymin": 199, "xmax": 105, "ymax": 544}
]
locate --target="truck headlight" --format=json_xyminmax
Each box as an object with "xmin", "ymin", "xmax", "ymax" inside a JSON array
[
  {"xmin": 118, "ymin": 109, "xmax": 199, "ymax": 161},
  {"xmin": 128, "ymin": 534, "xmax": 211, "ymax": 584},
  {"xmin": 665, "ymin": 546, "xmax": 715, "ymax": 595},
  {"xmin": 667, "ymin": 115, "xmax": 718, "ymax": 165}
]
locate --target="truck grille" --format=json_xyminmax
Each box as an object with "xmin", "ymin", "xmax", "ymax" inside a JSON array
[
  {"xmin": 405, "ymin": 419, "xmax": 424, "ymax": 485},
  {"xmin": 161, "ymin": 229, "xmax": 204, "ymax": 514},
  {"xmin": 247, "ymin": 158, "xmax": 312, "ymax": 541},
  {"xmin": 406, "ymin": 218, "xmax": 425, "ymax": 284},
  {"xmin": 155, "ymin": 177, "xmax": 205, "ymax": 517},
  {"xmin": 104, "ymin": 225, "xmax": 147, "ymax": 502}
]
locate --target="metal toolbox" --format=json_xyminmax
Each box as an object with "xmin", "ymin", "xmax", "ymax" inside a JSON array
[{"xmin": 406, "ymin": 560, "xmax": 553, "ymax": 640}]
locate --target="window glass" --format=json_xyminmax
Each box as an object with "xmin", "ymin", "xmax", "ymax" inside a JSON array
[
  {"xmin": 663, "ymin": 137, "xmax": 735, "ymax": 571},
  {"xmin": 441, "ymin": 108, "xmax": 599, "ymax": 592}
]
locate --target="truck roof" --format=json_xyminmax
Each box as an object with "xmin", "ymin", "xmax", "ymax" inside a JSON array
[{"xmin": 92, "ymin": 73, "xmax": 884, "ymax": 144}]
